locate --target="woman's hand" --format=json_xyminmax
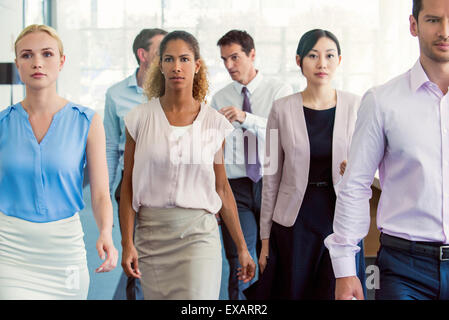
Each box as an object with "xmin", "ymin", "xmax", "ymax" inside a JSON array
[
  {"xmin": 121, "ymin": 243, "xmax": 142, "ymax": 279},
  {"xmin": 236, "ymin": 249, "xmax": 256, "ymax": 283},
  {"xmin": 95, "ymin": 232, "xmax": 118, "ymax": 273},
  {"xmin": 258, "ymin": 239, "xmax": 269, "ymax": 275}
]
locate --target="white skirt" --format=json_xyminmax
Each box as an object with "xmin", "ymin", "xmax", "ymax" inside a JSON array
[
  {"xmin": 0, "ymin": 211, "xmax": 89, "ymax": 300},
  {"xmin": 135, "ymin": 207, "xmax": 222, "ymax": 300}
]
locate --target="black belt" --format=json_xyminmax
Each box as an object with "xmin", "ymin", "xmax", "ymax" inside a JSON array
[
  {"xmin": 380, "ymin": 233, "xmax": 449, "ymax": 261},
  {"xmin": 308, "ymin": 181, "xmax": 330, "ymax": 187}
]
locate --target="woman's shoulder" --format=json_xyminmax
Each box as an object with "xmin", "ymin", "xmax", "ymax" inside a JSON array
[
  {"xmin": 337, "ymin": 90, "xmax": 361, "ymax": 106},
  {"xmin": 68, "ymin": 102, "xmax": 96, "ymax": 121},
  {"xmin": 0, "ymin": 105, "xmax": 16, "ymax": 123},
  {"xmin": 274, "ymin": 91, "xmax": 301, "ymax": 103},
  {"xmin": 202, "ymin": 102, "xmax": 227, "ymax": 121},
  {"xmin": 129, "ymin": 98, "xmax": 158, "ymax": 116},
  {"xmin": 271, "ymin": 92, "xmax": 302, "ymax": 114},
  {"xmin": 201, "ymin": 102, "xmax": 234, "ymax": 130},
  {"xmin": 336, "ymin": 91, "xmax": 361, "ymax": 121},
  {"xmin": 202, "ymin": 102, "xmax": 222, "ymax": 116}
]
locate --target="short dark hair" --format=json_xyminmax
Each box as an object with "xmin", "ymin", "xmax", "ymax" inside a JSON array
[
  {"xmin": 412, "ymin": 0, "xmax": 422, "ymax": 22},
  {"xmin": 217, "ymin": 30, "xmax": 255, "ymax": 56},
  {"xmin": 296, "ymin": 29, "xmax": 341, "ymax": 69},
  {"xmin": 132, "ymin": 28, "xmax": 167, "ymax": 65}
]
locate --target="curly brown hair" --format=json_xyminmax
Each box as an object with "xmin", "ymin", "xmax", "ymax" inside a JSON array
[{"xmin": 144, "ymin": 31, "xmax": 209, "ymax": 103}]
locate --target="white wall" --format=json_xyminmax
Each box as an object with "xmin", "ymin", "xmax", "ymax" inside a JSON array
[
  {"xmin": 54, "ymin": 0, "xmax": 419, "ymax": 115},
  {"xmin": 1, "ymin": 0, "xmax": 420, "ymax": 113}
]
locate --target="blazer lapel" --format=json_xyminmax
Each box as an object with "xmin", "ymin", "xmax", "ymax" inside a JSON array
[
  {"xmin": 292, "ymin": 92, "xmax": 310, "ymax": 148},
  {"xmin": 292, "ymin": 93, "xmax": 310, "ymax": 191}
]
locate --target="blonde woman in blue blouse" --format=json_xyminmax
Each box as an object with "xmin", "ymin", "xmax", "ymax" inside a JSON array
[{"xmin": 0, "ymin": 25, "xmax": 118, "ymax": 299}]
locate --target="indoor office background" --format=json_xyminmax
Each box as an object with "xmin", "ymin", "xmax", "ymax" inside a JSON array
[{"xmin": 1, "ymin": 0, "xmax": 416, "ymax": 300}]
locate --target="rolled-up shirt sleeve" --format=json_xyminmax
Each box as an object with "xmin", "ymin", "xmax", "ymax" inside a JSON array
[{"xmin": 324, "ymin": 89, "xmax": 386, "ymax": 278}]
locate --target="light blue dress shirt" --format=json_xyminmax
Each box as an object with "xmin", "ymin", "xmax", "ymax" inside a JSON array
[
  {"xmin": 0, "ymin": 102, "xmax": 95, "ymax": 223},
  {"xmin": 104, "ymin": 69, "xmax": 146, "ymax": 193}
]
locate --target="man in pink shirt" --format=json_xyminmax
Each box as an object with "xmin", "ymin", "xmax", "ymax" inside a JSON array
[{"xmin": 325, "ymin": 0, "xmax": 449, "ymax": 300}]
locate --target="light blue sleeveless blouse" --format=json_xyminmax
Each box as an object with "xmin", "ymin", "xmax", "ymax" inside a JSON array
[{"xmin": 0, "ymin": 102, "xmax": 95, "ymax": 222}]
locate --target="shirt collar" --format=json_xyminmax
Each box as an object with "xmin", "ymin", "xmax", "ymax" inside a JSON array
[
  {"xmin": 232, "ymin": 70, "xmax": 263, "ymax": 95},
  {"xmin": 128, "ymin": 68, "xmax": 143, "ymax": 93},
  {"xmin": 410, "ymin": 60, "xmax": 433, "ymax": 92}
]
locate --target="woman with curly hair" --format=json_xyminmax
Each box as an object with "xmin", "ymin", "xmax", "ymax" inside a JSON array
[{"xmin": 119, "ymin": 30, "xmax": 256, "ymax": 300}]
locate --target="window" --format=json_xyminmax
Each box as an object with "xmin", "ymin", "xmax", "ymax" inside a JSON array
[
  {"xmin": 51, "ymin": 1, "xmax": 417, "ymax": 114},
  {"xmin": 0, "ymin": 0, "xmax": 25, "ymax": 108}
]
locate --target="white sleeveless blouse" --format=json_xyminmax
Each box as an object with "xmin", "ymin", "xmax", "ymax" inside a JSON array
[{"xmin": 124, "ymin": 98, "xmax": 234, "ymax": 213}]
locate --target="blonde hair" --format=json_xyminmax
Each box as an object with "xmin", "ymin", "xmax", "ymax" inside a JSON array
[
  {"xmin": 144, "ymin": 31, "xmax": 209, "ymax": 103},
  {"xmin": 15, "ymin": 24, "xmax": 64, "ymax": 57}
]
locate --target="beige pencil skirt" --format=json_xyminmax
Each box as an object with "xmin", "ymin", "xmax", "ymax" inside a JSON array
[
  {"xmin": 135, "ymin": 207, "xmax": 222, "ymax": 300},
  {"xmin": 0, "ymin": 211, "xmax": 89, "ymax": 300}
]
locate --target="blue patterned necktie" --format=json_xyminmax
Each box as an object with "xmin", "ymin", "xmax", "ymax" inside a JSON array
[{"xmin": 242, "ymin": 86, "xmax": 262, "ymax": 183}]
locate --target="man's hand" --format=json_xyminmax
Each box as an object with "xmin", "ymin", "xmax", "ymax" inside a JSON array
[
  {"xmin": 335, "ymin": 276, "xmax": 365, "ymax": 300},
  {"xmin": 219, "ymin": 106, "xmax": 246, "ymax": 124}
]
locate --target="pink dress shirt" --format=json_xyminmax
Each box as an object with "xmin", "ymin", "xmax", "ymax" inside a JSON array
[
  {"xmin": 124, "ymin": 98, "xmax": 234, "ymax": 214},
  {"xmin": 325, "ymin": 60, "xmax": 449, "ymax": 278}
]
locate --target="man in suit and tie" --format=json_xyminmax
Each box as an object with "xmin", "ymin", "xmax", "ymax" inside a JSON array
[{"xmin": 211, "ymin": 29, "xmax": 292, "ymax": 300}]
